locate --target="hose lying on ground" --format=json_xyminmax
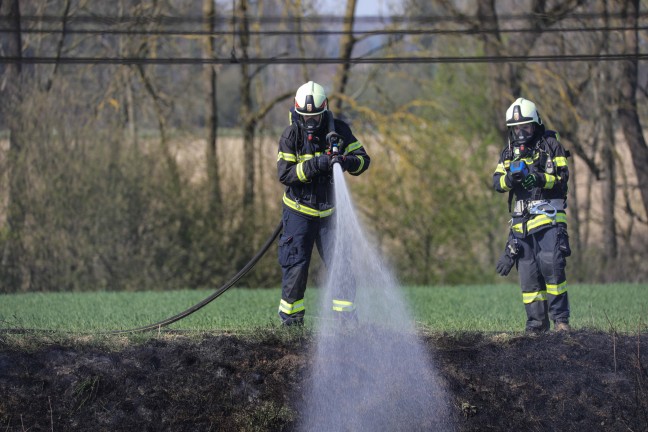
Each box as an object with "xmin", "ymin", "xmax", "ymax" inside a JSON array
[{"xmin": 110, "ymin": 221, "xmax": 283, "ymax": 334}]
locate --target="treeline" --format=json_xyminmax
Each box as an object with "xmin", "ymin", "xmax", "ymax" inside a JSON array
[{"xmin": 0, "ymin": 0, "xmax": 646, "ymax": 293}]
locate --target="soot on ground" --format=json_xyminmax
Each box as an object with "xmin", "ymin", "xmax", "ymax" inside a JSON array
[{"xmin": 0, "ymin": 329, "xmax": 646, "ymax": 431}]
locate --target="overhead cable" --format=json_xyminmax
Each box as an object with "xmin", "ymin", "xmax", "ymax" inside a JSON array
[
  {"xmin": 1, "ymin": 24, "xmax": 646, "ymax": 37},
  {"xmin": 1, "ymin": 53, "xmax": 646, "ymax": 65},
  {"xmin": 6, "ymin": 11, "xmax": 648, "ymax": 26}
]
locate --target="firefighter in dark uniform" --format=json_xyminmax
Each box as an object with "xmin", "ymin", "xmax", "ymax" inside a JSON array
[
  {"xmin": 276, "ymin": 81, "xmax": 370, "ymax": 325},
  {"xmin": 493, "ymin": 98, "xmax": 572, "ymax": 333}
]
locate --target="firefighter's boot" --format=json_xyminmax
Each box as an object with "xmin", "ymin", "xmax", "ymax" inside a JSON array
[{"xmin": 279, "ymin": 311, "xmax": 304, "ymax": 326}]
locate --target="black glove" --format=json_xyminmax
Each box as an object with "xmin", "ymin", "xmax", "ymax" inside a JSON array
[
  {"xmin": 496, "ymin": 237, "xmax": 519, "ymax": 276},
  {"xmin": 313, "ymin": 155, "xmax": 331, "ymax": 173},
  {"xmin": 496, "ymin": 253, "xmax": 515, "ymax": 276},
  {"xmin": 522, "ymin": 172, "xmax": 543, "ymax": 190},
  {"xmin": 330, "ymin": 154, "xmax": 348, "ymax": 171}
]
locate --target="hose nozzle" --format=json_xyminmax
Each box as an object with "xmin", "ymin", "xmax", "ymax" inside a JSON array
[{"xmin": 326, "ymin": 131, "xmax": 342, "ymax": 156}]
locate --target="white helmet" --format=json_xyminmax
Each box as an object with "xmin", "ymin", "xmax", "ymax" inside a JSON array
[
  {"xmin": 506, "ymin": 98, "xmax": 542, "ymax": 148},
  {"xmin": 294, "ymin": 81, "xmax": 328, "ymax": 115},
  {"xmin": 294, "ymin": 81, "xmax": 328, "ymax": 133},
  {"xmin": 506, "ymin": 98, "xmax": 542, "ymax": 126}
]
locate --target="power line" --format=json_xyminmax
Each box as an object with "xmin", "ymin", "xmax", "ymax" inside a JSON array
[
  {"xmin": 1, "ymin": 53, "xmax": 645, "ymax": 65},
  {"xmin": 6, "ymin": 11, "xmax": 648, "ymax": 25},
  {"xmin": 1, "ymin": 24, "xmax": 646, "ymax": 37}
]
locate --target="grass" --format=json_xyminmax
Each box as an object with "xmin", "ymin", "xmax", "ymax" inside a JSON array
[
  {"xmin": 0, "ymin": 284, "xmax": 646, "ymax": 335},
  {"xmin": 408, "ymin": 283, "xmax": 648, "ymax": 333}
]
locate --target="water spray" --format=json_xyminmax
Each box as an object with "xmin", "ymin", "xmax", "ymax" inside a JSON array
[{"xmin": 300, "ymin": 162, "xmax": 454, "ymax": 431}]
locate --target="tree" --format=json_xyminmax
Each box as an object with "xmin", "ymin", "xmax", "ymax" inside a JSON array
[
  {"xmin": 617, "ymin": 0, "xmax": 648, "ymax": 219},
  {"xmin": 1, "ymin": 0, "xmax": 27, "ymax": 291},
  {"xmin": 203, "ymin": 0, "xmax": 222, "ymax": 216},
  {"xmin": 332, "ymin": 0, "xmax": 357, "ymax": 112},
  {"xmin": 438, "ymin": 0, "xmax": 586, "ymax": 135}
]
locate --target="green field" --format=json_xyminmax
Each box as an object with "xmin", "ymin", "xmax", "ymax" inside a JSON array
[{"xmin": 1, "ymin": 284, "xmax": 646, "ymax": 334}]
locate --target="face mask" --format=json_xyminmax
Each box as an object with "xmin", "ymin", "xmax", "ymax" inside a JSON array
[
  {"xmin": 303, "ymin": 114, "xmax": 321, "ymax": 130},
  {"xmin": 513, "ymin": 124, "xmax": 534, "ymax": 142}
]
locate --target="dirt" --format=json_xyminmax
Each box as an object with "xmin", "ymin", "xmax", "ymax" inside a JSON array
[{"xmin": 0, "ymin": 329, "xmax": 646, "ymax": 432}]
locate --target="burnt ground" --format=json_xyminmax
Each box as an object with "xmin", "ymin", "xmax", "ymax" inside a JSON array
[{"xmin": 0, "ymin": 329, "xmax": 647, "ymax": 432}]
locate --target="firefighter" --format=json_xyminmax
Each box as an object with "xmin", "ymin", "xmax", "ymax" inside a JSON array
[
  {"xmin": 493, "ymin": 97, "xmax": 572, "ymax": 333},
  {"xmin": 276, "ymin": 81, "xmax": 371, "ymax": 326}
]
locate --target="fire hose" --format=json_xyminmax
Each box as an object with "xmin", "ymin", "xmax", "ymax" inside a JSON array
[
  {"xmin": 110, "ymin": 220, "xmax": 283, "ymax": 334},
  {"xmin": 115, "ymin": 135, "xmax": 341, "ymax": 334}
]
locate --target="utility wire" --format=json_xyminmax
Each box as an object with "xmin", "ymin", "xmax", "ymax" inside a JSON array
[
  {"xmin": 1, "ymin": 53, "xmax": 646, "ymax": 65},
  {"xmin": 2, "ymin": 12, "xmax": 644, "ymax": 65},
  {"xmin": 6, "ymin": 11, "xmax": 648, "ymax": 25},
  {"xmin": 1, "ymin": 24, "xmax": 646, "ymax": 37}
]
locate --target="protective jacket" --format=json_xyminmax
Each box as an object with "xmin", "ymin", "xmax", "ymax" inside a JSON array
[
  {"xmin": 492, "ymin": 129, "xmax": 569, "ymax": 237},
  {"xmin": 277, "ymin": 110, "xmax": 370, "ymax": 219}
]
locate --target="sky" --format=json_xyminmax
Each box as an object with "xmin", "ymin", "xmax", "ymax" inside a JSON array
[{"xmin": 322, "ymin": 0, "xmax": 403, "ymax": 17}]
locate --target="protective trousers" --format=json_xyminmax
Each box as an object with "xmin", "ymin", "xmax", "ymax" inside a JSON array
[
  {"xmin": 516, "ymin": 225, "xmax": 570, "ymax": 332},
  {"xmin": 278, "ymin": 208, "xmax": 336, "ymax": 324}
]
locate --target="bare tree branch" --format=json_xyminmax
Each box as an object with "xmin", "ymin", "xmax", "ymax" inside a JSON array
[
  {"xmin": 332, "ymin": 0, "xmax": 357, "ymax": 112},
  {"xmin": 45, "ymin": 0, "xmax": 71, "ymax": 91}
]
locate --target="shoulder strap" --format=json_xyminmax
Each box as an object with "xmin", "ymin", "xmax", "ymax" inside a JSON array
[
  {"xmin": 502, "ymin": 144, "xmax": 515, "ymax": 212},
  {"xmin": 288, "ymin": 109, "xmax": 304, "ymax": 154},
  {"xmin": 327, "ymin": 110, "xmax": 336, "ymax": 133},
  {"xmin": 508, "ymin": 190, "xmax": 515, "ymax": 213}
]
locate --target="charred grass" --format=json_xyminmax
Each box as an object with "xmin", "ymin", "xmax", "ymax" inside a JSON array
[{"xmin": 0, "ymin": 328, "xmax": 646, "ymax": 431}]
